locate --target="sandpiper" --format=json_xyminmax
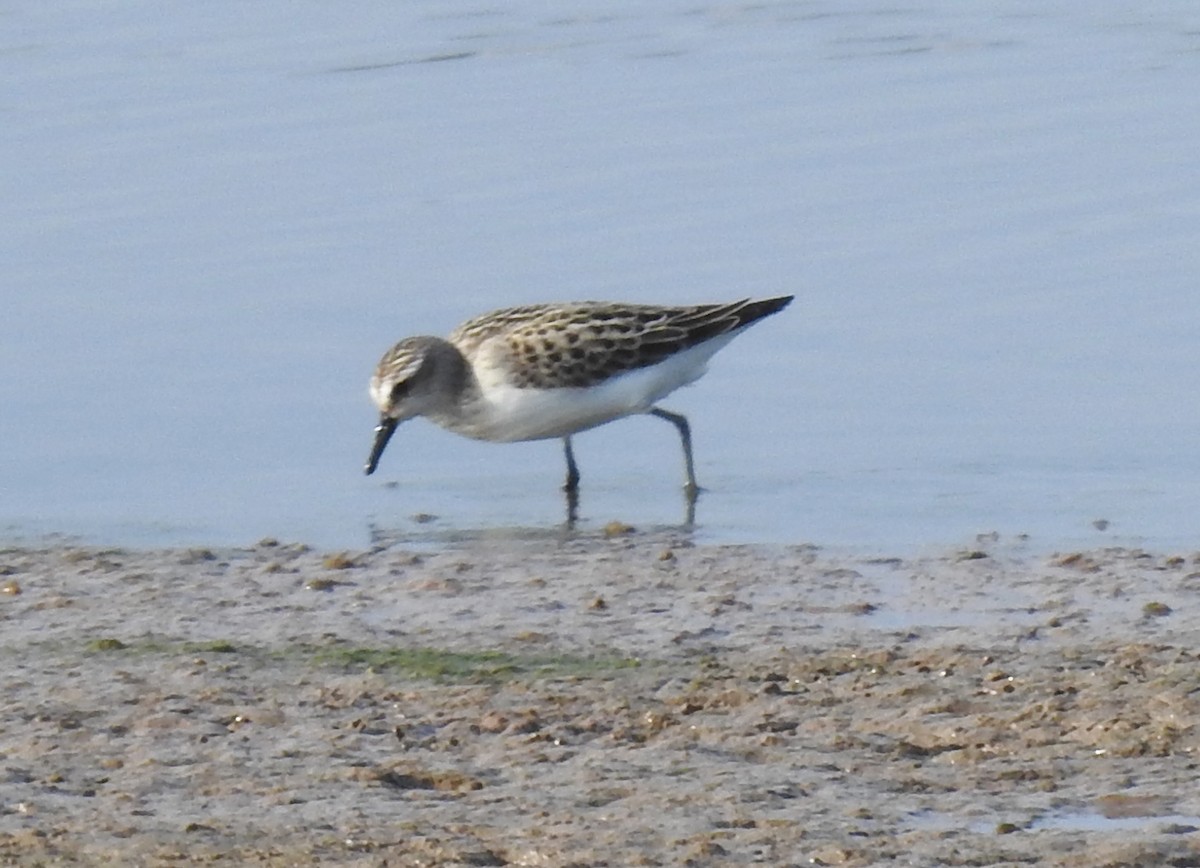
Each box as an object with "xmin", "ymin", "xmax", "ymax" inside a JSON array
[{"xmin": 365, "ymin": 296, "xmax": 793, "ymax": 496}]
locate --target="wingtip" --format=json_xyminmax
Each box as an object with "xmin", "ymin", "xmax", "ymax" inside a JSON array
[{"xmin": 745, "ymin": 295, "xmax": 794, "ymax": 320}]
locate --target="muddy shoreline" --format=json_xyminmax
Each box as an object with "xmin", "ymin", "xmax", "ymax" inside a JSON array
[{"xmin": 2, "ymin": 533, "xmax": 1199, "ymax": 866}]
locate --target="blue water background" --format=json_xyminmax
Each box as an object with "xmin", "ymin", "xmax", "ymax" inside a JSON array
[{"xmin": 2, "ymin": 1, "xmax": 1198, "ymax": 551}]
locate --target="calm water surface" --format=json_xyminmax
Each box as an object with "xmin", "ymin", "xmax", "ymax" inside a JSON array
[{"xmin": 3, "ymin": 1, "xmax": 1199, "ymax": 552}]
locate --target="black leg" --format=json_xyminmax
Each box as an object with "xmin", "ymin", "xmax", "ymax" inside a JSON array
[
  {"xmin": 649, "ymin": 407, "xmax": 699, "ymax": 495},
  {"xmin": 562, "ymin": 437, "xmax": 581, "ymax": 526},
  {"xmin": 562, "ymin": 436, "xmax": 580, "ymax": 492}
]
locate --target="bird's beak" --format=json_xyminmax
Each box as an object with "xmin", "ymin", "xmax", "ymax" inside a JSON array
[{"xmin": 364, "ymin": 415, "xmax": 399, "ymax": 475}]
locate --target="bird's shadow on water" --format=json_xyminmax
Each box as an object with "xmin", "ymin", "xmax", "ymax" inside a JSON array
[{"xmin": 367, "ymin": 488, "xmax": 698, "ymax": 550}]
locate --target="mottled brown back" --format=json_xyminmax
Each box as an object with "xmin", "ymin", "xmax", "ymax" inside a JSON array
[{"xmin": 448, "ymin": 297, "xmax": 792, "ymax": 389}]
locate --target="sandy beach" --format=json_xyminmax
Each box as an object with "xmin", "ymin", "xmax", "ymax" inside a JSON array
[{"xmin": 1, "ymin": 530, "xmax": 1199, "ymax": 866}]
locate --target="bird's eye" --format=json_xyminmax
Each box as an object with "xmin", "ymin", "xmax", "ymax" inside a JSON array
[{"xmin": 390, "ymin": 381, "xmax": 410, "ymax": 402}]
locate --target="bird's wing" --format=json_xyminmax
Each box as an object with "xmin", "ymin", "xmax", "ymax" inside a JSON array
[{"xmin": 452, "ymin": 298, "xmax": 790, "ymax": 390}]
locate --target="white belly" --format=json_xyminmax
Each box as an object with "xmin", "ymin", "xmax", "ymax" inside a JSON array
[{"xmin": 439, "ymin": 334, "xmax": 737, "ymax": 442}]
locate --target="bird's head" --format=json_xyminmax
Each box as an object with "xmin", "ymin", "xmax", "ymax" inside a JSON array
[{"xmin": 364, "ymin": 337, "xmax": 449, "ymax": 475}]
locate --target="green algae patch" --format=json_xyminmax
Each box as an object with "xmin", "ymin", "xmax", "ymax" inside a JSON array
[
  {"xmin": 308, "ymin": 645, "xmax": 641, "ymax": 682},
  {"xmin": 73, "ymin": 636, "xmax": 640, "ymax": 684},
  {"xmin": 86, "ymin": 637, "xmax": 128, "ymax": 652}
]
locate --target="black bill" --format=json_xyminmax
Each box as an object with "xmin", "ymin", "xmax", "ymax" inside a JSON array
[{"xmin": 364, "ymin": 415, "xmax": 399, "ymax": 475}]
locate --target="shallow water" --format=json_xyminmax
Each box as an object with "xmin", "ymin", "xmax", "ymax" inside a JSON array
[
  {"xmin": 3, "ymin": 1, "xmax": 1199, "ymax": 551},
  {"xmin": 1030, "ymin": 813, "xmax": 1200, "ymax": 834},
  {"xmin": 913, "ymin": 810, "xmax": 1200, "ymax": 835}
]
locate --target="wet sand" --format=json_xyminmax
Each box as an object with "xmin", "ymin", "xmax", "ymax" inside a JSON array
[{"xmin": 2, "ymin": 531, "xmax": 1199, "ymax": 866}]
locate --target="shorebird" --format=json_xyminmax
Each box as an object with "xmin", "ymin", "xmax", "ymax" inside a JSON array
[{"xmin": 364, "ymin": 296, "xmax": 793, "ymax": 497}]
